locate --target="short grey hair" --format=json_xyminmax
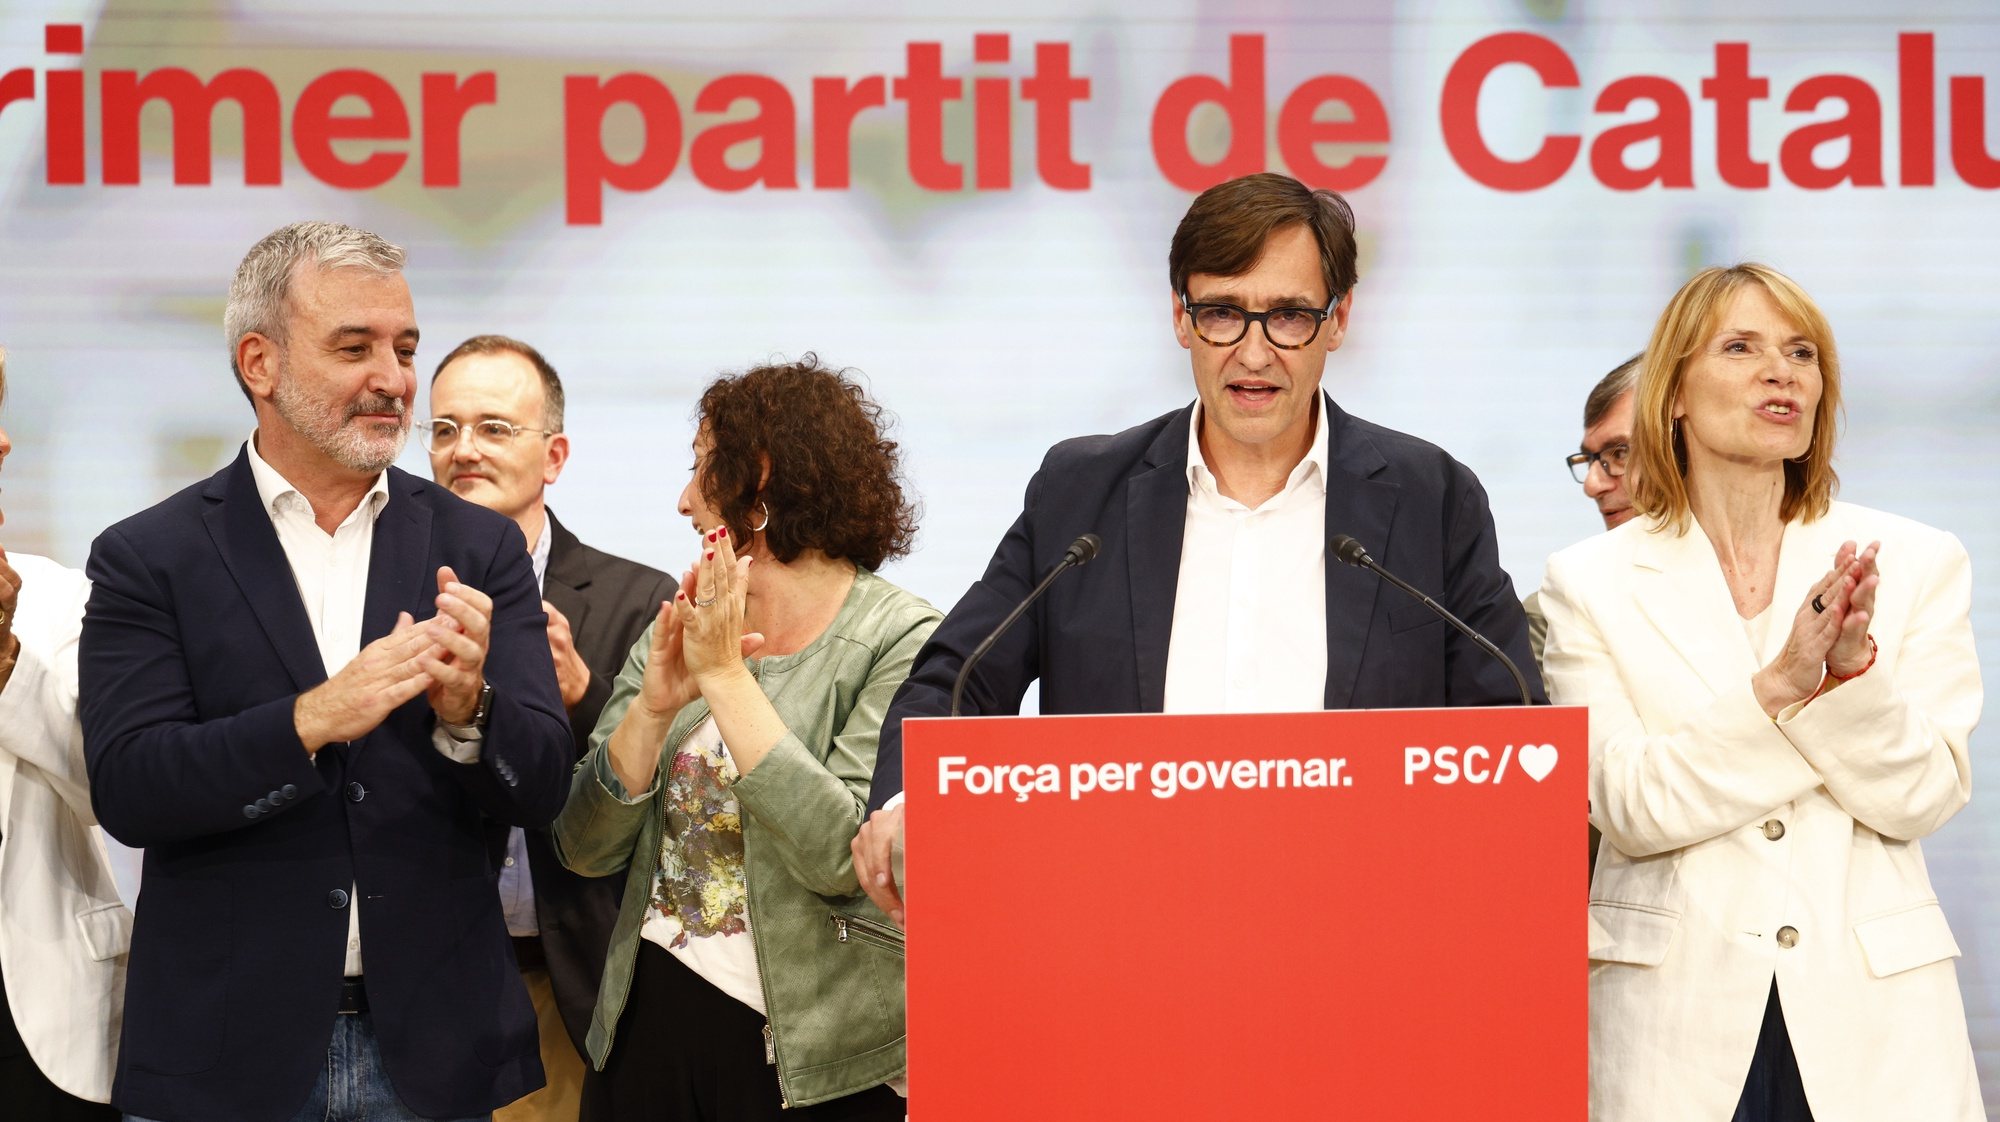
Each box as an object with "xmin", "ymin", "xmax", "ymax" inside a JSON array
[
  {"xmin": 224, "ymin": 221, "xmax": 405, "ymax": 401},
  {"xmin": 1583, "ymin": 352, "xmax": 1642, "ymax": 430}
]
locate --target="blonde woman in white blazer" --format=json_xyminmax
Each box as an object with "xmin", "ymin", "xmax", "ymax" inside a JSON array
[
  {"xmin": 0, "ymin": 351, "xmax": 129, "ymax": 1117},
  {"xmin": 1540, "ymin": 265, "xmax": 1982, "ymax": 1122}
]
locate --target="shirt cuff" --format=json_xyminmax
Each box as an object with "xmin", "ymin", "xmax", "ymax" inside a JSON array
[
  {"xmin": 883, "ymin": 790, "xmax": 906, "ymax": 811},
  {"xmin": 432, "ymin": 723, "xmax": 484, "ymax": 764}
]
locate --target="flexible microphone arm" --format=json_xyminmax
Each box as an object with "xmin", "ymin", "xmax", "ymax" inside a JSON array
[
  {"xmin": 1330, "ymin": 534, "xmax": 1533, "ymax": 707},
  {"xmin": 950, "ymin": 533, "xmax": 1102, "ymax": 718}
]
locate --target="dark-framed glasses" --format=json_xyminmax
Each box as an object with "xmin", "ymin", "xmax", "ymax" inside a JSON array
[
  {"xmin": 1566, "ymin": 443, "xmax": 1630, "ymax": 484},
  {"xmin": 418, "ymin": 417, "xmax": 555, "ymax": 455},
  {"xmin": 1180, "ymin": 291, "xmax": 1340, "ymax": 349}
]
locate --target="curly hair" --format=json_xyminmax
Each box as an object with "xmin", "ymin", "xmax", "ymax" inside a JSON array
[{"xmin": 695, "ymin": 355, "xmax": 918, "ymax": 571}]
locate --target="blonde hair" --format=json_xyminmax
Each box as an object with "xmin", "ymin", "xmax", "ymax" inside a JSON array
[{"xmin": 1628, "ymin": 263, "xmax": 1841, "ymax": 532}]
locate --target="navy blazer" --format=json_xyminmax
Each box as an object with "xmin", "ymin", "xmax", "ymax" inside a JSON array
[
  {"xmin": 870, "ymin": 395, "xmax": 1544, "ymax": 810},
  {"xmin": 79, "ymin": 451, "xmax": 572, "ymax": 1122}
]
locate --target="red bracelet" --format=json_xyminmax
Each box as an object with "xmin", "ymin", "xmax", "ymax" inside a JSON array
[{"xmin": 1827, "ymin": 635, "xmax": 1879, "ymax": 682}]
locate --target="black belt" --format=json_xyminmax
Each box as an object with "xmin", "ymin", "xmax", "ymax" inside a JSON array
[{"xmin": 337, "ymin": 977, "xmax": 369, "ymax": 1015}]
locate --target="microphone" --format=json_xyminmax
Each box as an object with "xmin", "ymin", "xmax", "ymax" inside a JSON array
[
  {"xmin": 1329, "ymin": 534, "xmax": 1533, "ymax": 707},
  {"xmin": 950, "ymin": 533, "xmax": 1102, "ymax": 717}
]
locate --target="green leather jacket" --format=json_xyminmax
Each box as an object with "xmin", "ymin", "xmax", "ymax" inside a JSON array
[{"xmin": 552, "ymin": 569, "xmax": 937, "ymax": 1107}]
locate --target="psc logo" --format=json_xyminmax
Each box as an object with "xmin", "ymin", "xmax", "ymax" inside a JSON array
[{"xmin": 1402, "ymin": 744, "xmax": 1558, "ymax": 785}]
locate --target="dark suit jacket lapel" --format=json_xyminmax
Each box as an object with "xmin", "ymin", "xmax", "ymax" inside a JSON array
[
  {"xmin": 202, "ymin": 449, "xmax": 328, "ymax": 692},
  {"xmin": 541, "ymin": 510, "xmax": 591, "ymax": 640},
  {"xmin": 1126, "ymin": 406, "xmax": 1194, "ymax": 712},
  {"xmin": 362, "ymin": 468, "xmax": 435, "ymax": 648},
  {"xmin": 1320, "ymin": 395, "xmax": 1398, "ymax": 709}
]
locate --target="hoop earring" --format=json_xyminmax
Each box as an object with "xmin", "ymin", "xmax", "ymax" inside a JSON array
[{"xmin": 748, "ymin": 503, "xmax": 770, "ymax": 533}]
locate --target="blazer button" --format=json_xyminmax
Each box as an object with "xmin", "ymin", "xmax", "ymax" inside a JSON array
[
  {"xmin": 282, "ymin": 784, "xmax": 299, "ymax": 799},
  {"xmin": 1763, "ymin": 819, "xmax": 1786, "ymax": 841},
  {"xmin": 268, "ymin": 789, "xmax": 284, "ymax": 803},
  {"xmin": 243, "ymin": 804, "xmax": 260, "ymax": 819},
  {"xmin": 327, "ymin": 889, "xmax": 350, "ymax": 909},
  {"xmin": 255, "ymin": 798, "xmax": 273, "ymax": 813},
  {"xmin": 1776, "ymin": 925, "xmax": 1799, "ymax": 948},
  {"xmin": 346, "ymin": 782, "xmax": 367, "ymax": 803}
]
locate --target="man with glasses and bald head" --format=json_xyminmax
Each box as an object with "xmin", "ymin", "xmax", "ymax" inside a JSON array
[
  {"xmin": 853, "ymin": 172, "xmax": 1543, "ymax": 924},
  {"xmin": 424, "ymin": 336, "xmax": 673, "ymax": 1122}
]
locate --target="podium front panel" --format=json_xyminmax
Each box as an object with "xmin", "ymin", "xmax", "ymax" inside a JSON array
[{"xmin": 904, "ymin": 705, "xmax": 1587, "ymax": 1119}]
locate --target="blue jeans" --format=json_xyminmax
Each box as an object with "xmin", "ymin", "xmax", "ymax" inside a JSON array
[{"xmin": 125, "ymin": 1012, "xmax": 491, "ymax": 1122}]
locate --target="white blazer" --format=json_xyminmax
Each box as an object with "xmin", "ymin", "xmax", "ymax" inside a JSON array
[
  {"xmin": 1540, "ymin": 502, "xmax": 1983, "ymax": 1122},
  {"xmin": 0, "ymin": 553, "xmax": 130, "ymax": 1103}
]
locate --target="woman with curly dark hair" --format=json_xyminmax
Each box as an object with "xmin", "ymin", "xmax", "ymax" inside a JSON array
[{"xmin": 555, "ymin": 356, "xmax": 935, "ymax": 1121}]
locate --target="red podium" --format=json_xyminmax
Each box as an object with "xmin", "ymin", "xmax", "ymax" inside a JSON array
[{"xmin": 903, "ymin": 706, "xmax": 1588, "ymax": 1120}]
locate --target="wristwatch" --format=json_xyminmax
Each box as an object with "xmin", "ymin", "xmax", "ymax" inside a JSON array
[{"xmin": 440, "ymin": 681, "xmax": 493, "ymax": 738}]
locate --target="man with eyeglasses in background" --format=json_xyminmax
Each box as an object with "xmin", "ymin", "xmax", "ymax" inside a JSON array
[
  {"xmin": 854, "ymin": 172, "xmax": 1543, "ymax": 925},
  {"xmin": 1523, "ymin": 353, "xmax": 1639, "ymax": 874},
  {"xmin": 424, "ymin": 337, "xmax": 674, "ymax": 1122},
  {"xmin": 1525, "ymin": 354, "xmax": 1640, "ymax": 666}
]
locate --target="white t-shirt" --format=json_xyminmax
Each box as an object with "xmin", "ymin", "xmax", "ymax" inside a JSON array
[{"xmin": 638, "ymin": 716, "xmax": 766, "ymax": 1013}]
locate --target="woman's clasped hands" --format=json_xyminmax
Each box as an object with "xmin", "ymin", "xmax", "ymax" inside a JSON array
[
  {"xmin": 1754, "ymin": 540, "xmax": 1880, "ymax": 716},
  {"xmin": 637, "ymin": 527, "xmax": 765, "ymax": 720}
]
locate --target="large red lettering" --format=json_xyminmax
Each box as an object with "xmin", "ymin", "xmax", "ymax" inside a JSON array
[
  {"xmin": 1590, "ymin": 76, "xmax": 1692, "ymax": 189},
  {"xmin": 691, "ymin": 74, "xmax": 798, "ymax": 190},
  {"xmin": 1899, "ymin": 33, "xmax": 1934, "ymax": 186},
  {"xmin": 810, "ymin": 76, "xmax": 885, "ymax": 189},
  {"xmin": 101, "ymin": 68, "xmax": 283, "ymax": 186},
  {"xmin": 563, "ymin": 73, "xmax": 681, "ymax": 225},
  {"xmin": 1022, "ymin": 41, "xmax": 1090, "ymax": 189},
  {"xmin": 972, "ymin": 33, "xmax": 1012, "ymax": 190},
  {"xmin": 421, "ymin": 72, "xmax": 496, "ymax": 187},
  {"xmin": 1949, "ymin": 75, "xmax": 2000, "ymax": 188},
  {"xmin": 1700, "ymin": 44, "xmax": 1770, "ymax": 188},
  {"xmin": 1440, "ymin": 33, "xmax": 1580, "ymax": 191},
  {"xmin": 1780, "ymin": 75, "xmax": 1883, "ymax": 188},
  {"xmin": 1275, "ymin": 75, "xmax": 1388, "ymax": 191},
  {"xmin": 1150, "ymin": 34, "xmax": 1266, "ymax": 192},
  {"xmin": 893, "ymin": 42, "xmax": 963, "ymax": 190},
  {"xmin": 293, "ymin": 69, "xmax": 408, "ymax": 190}
]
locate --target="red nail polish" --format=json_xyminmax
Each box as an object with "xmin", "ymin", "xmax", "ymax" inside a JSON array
[{"xmin": 705, "ymin": 551, "xmax": 714, "ymax": 560}]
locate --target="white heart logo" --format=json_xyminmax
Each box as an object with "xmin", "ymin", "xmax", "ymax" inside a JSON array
[{"xmin": 1517, "ymin": 743, "xmax": 1558, "ymax": 782}]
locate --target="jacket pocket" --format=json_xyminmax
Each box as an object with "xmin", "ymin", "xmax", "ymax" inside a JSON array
[
  {"xmin": 1854, "ymin": 900, "xmax": 1961, "ymax": 978},
  {"xmin": 1586, "ymin": 901, "xmax": 1678, "ymax": 966},
  {"xmin": 75, "ymin": 901, "xmax": 133, "ymax": 961},
  {"xmin": 831, "ymin": 911, "xmax": 905, "ymax": 957},
  {"xmin": 1389, "ymin": 600, "xmax": 1445, "ymax": 634}
]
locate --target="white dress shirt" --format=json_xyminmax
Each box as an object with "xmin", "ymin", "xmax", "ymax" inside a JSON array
[
  {"xmin": 1162, "ymin": 400, "xmax": 1329, "ymax": 713},
  {"xmin": 246, "ymin": 434, "xmax": 476, "ymax": 977}
]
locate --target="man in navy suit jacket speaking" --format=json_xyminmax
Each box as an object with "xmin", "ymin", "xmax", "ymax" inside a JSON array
[
  {"xmin": 79, "ymin": 222, "xmax": 572, "ymax": 1122},
  {"xmin": 854, "ymin": 173, "xmax": 1543, "ymax": 923}
]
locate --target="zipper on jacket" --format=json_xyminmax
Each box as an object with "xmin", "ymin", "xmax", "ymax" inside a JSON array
[
  {"xmin": 831, "ymin": 912, "xmax": 906, "ymax": 956},
  {"xmin": 737, "ymin": 662, "xmax": 792, "ymax": 1109}
]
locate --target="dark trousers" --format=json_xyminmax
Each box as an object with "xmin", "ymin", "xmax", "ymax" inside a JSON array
[
  {"xmin": 1731, "ymin": 982, "xmax": 1814, "ymax": 1122},
  {"xmin": 0, "ymin": 961, "xmax": 118, "ymax": 1122},
  {"xmin": 581, "ymin": 939, "xmax": 904, "ymax": 1122}
]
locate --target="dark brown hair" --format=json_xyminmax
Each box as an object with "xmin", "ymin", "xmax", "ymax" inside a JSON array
[
  {"xmin": 696, "ymin": 355, "xmax": 917, "ymax": 571},
  {"xmin": 1583, "ymin": 353, "xmax": 1642, "ymax": 430},
  {"xmin": 1168, "ymin": 172, "xmax": 1358, "ymax": 302},
  {"xmin": 433, "ymin": 334, "xmax": 566, "ymax": 431}
]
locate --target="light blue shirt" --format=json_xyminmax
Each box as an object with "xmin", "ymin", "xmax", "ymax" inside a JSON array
[{"xmin": 497, "ymin": 513, "xmax": 553, "ymax": 938}]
